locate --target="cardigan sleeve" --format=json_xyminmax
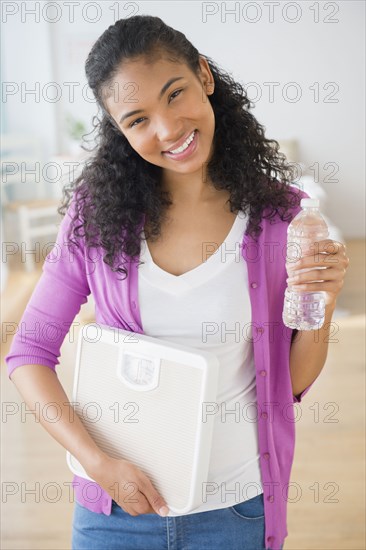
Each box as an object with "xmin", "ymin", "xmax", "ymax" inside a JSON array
[
  {"xmin": 5, "ymin": 197, "xmax": 91, "ymax": 379},
  {"xmin": 292, "ymin": 382, "xmax": 316, "ymax": 403}
]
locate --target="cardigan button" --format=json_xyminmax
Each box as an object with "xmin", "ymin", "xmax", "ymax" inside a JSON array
[
  {"xmin": 263, "ymin": 452, "xmax": 270, "ymax": 460},
  {"xmin": 260, "ymin": 370, "xmax": 267, "ymax": 377},
  {"xmin": 250, "ymin": 282, "xmax": 258, "ymax": 289},
  {"xmin": 261, "ymin": 412, "xmax": 268, "ymax": 419},
  {"xmin": 267, "ymin": 495, "xmax": 274, "ymax": 503},
  {"xmin": 256, "ymin": 326, "xmax": 264, "ymax": 334},
  {"xmin": 267, "ymin": 535, "xmax": 275, "ymax": 543}
]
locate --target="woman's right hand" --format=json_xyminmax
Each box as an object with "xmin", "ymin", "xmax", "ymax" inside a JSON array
[{"xmin": 85, "ymin": 454, "xmax": 170, "ymax": 517}]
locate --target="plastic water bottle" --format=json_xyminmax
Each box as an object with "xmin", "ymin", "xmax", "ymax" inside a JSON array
[{"xmin": 283, "ymin": 198, "xmax": 329, "ymax": 330}]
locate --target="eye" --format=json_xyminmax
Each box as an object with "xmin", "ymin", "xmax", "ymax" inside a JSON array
[
  {"xmin": 169, "ymin": 88, "xmax": 183, "ymax": 101},
  {"xmin": 129, "ymin": 117, "xmax": 145, "ymax": 128},
  {"xmin": 129, "ymin": 89, "xmax": 184, "ymax": 128}
]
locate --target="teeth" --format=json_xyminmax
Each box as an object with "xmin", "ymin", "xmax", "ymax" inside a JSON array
[{"xmin": 168, "ymin": 131, "xmax": 195, "ymax": 154}]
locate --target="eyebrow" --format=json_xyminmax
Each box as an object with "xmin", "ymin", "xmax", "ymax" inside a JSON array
[{"xmin": 118, "ymin": 76, "xmax": 185, "ymax": 124}]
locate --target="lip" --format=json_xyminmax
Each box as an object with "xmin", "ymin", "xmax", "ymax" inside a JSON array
[
  {"xmin": 162, "ymin": 129, "xmax": 197, "ymax": 154},
  {"xmin": 162, "ymin": 130, "xmax": 198, "ymax": 161}
]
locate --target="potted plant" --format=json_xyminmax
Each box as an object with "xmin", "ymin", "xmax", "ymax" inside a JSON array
[{"xmin": 65, "ymin": 113, "xmax": 87, "ymax": 155}]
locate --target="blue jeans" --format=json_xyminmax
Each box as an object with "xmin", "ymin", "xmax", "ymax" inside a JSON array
[{"xmin": 71, "ymin": 492, "xmax": 284, "ymax": 549}]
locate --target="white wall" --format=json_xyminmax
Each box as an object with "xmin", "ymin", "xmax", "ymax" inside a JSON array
[
  {"xmin": 2, "ymin": 12, "xmax": 58, "ymax": 157},
  {"xmin": 2, "ymin": 1, "xmax": 365, "ymax": 238}
]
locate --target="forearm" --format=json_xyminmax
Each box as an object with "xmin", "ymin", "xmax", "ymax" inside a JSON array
[
  {"xmin": 289, "ymin": 302, "xmax": 336, "ymax": 397},
  {"xmin": 9, "ymin": 364, "xmax": 106, "ymax": 475}
]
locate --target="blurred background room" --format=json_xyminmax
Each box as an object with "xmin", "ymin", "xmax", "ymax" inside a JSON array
[{"xmin": 1, "ymin": 1, "xmax": 365, "ymax": 549}]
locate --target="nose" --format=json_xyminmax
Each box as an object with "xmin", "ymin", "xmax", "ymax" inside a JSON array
[{"xmin": 155, "ymin": 116, "xmax": 184, "ymax": 150}]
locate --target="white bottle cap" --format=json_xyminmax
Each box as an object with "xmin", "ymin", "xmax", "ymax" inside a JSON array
[{"xmin": 301, "ymin": 198, "xmax": 320, "ymax": 208}]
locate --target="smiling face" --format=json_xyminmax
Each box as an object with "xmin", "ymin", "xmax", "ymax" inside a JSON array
[{"xmin": 103, "ymin": 54, "xmax": 216, "ymax": 184}]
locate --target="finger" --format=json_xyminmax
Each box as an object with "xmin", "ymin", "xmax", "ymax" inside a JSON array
[
  {"xmin": 140, "ymin": 478, "xmax": 169, "ymax": 517},
  {"xmin": 309, "ymin": 239, "xmax": 346, "ymax": 255},
  {"xmin": 289, "ymin": 240, "xmax": 344, "ymax": 262},
  {"xmin": 289, "ymin": 280, "xmax": 344, "ymax": 292},
  {"xmin": 148, "ymin": 491, "xmax": 169, "ymax": 516},
  {"xmin": 287, "ymin": 267, "xmax": 339, "ymax": 284},
  {"xmin": 121, "ymin": 490, "xmax": 152, "ymax": 516},
  {"xmin": 287, "ymin": 250, "xmax": 344, "ymax": 270}
]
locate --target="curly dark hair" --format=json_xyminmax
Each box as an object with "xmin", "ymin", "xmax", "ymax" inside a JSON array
[{"xmin": 58, "ymin": 14, "xmax": 301, "ymax": 280}]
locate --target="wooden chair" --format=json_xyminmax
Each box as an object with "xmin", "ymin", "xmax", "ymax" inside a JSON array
[{"xmin": 1, "ymin": 134, "xmax": 61, "ymax": 272}]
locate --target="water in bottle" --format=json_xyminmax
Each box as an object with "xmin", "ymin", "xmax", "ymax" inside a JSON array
[{"xmin": 283, "ymin": 198, "xmax": 329, "ymax": 330}]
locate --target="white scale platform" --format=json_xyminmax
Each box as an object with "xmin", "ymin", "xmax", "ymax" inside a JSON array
[{"xmin": 66, "ymin": 323, "xmax": 220, "ymax": 514}]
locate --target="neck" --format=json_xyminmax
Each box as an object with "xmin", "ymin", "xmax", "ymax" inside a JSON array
[{"xmin": 161, "ymin": 171, "xmax": 224, "ymax": 209}]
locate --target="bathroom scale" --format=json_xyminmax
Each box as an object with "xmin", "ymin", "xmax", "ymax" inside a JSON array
[{"xmin": 66, "ymin": 322, "xmax": 220, "ymax": 514}]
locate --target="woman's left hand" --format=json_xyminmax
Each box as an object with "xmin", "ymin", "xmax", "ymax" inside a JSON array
[{"xmin": 286, "ymin": 239, "xmax": 350, "ymax": 308}]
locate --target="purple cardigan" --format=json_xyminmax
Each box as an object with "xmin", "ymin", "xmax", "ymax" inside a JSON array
[{"xmin": 5, "ymin": 187, "xmax": 316, "ymax": 550}]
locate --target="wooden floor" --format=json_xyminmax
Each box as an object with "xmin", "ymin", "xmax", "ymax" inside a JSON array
[{"xmin": 1, "ymin": 240, "xmax": 365, "ymax": 550}]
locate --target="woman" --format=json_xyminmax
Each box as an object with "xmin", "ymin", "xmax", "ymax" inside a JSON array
[{"xmin": 6, "ymin": 15, "xmax": 349, "ymax": 550}]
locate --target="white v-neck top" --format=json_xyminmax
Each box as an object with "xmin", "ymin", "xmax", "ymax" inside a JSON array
[{"xmin": 138, "ymin": 211, "xmax": 263, "ymax": 515}]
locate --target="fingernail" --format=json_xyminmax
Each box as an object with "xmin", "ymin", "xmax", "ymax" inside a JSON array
[{"xmin": 159, "ymin": 505, "xmax": 169, "ymax": 517}]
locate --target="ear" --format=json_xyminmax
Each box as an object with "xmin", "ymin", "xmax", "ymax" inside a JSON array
[{"xmin": 198, "ymin": 55, "xmax": 215, "ymax": 95}]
